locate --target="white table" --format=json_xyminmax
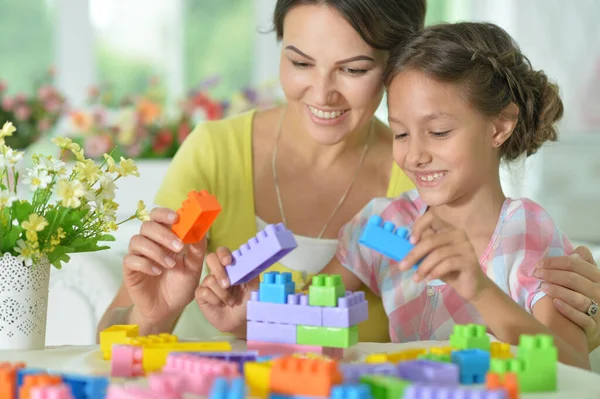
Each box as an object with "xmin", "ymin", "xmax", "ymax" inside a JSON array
[{"xmin": 1, "ymin": 339, "xmax": 600, "ymax": 399}]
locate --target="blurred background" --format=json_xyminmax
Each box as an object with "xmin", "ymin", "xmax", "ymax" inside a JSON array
[{"xmin": 1, "ymin": 0, "xmax": 598, "ymax": 346}]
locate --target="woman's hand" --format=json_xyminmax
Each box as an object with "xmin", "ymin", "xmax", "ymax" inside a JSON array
[
  {"xmin": 534, "ymin": 246, "xmax": 600, "ymax": 352},
  {"xmin": 398, "ymin": 212, "xmax": 491, "ymax": 301},
  {"xmin": 195, "ymin": 247, "xmax": 259, "ymax": 337},
  {"xmin": 123, "ymin": 207, "xmax": 206, "ymax": 328}
]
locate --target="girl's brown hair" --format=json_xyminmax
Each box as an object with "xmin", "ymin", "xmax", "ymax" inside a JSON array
[
  {"xmin": 273, "ymin": 0, "xmax": 426, "ymax": 51},
  {"xmin": 384, "ymin": 22, "xmax": 563, "ymax": 160}
]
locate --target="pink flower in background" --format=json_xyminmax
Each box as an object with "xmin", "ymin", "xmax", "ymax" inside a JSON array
[
  {"xmin": 15, "ymin": 93, "xmax": 26, "ymax": 104},
  {"xmin": 84, "ymin": 135, "xmax": 113, "ymax": 159},
  {"xmin": 38, "ymin": 85, "xmax": 54, "ymax": 100},
  {"xmin": 126, "ymin": 142, "xmax": 142, "ymax": 158},
  {"xmin": 2, "ymin": 96, "xmax": 14, "ymax": 111},
  {"xmin": 93, "ymin": 108, "xmax": 106, "ymax": 125},
  {"xmin": 15, "ymin": 106, "xmax": 31, "ymax": 121},
  {"xmin": 44, "ymin": 99, "xmax": 62, "ymax": 113},
  {"xmin": 88, "ymin": 86, "xmax": 100, "ymax": 100},
  {"xmin": 37, "ymin": 119, "xmax": 51, "ymax": 132},
  {"xmin": 0, "ymin": 80, "xmax": 6, "ymax": 92}
]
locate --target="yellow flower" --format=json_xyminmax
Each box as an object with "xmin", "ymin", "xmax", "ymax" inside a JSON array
[
  {"xmin": 0, "ymin": 122, "xmax": 16, "ymax": 146},
  {"xmin": 135, "ymin": 200, "xmax": 150, "ymax": 221},
  {"xmin": 22, "ymin": 214, "xmax": 49, "ymax": 232},
  {"xmin": 74, "ymin": 159, "xmax": 101, "ymax": 183},
  {"xmin": 56, "ymin": 179, "xmax": 85, "ymax": 208},
  {"xmin": 103, "ymin": 154, "xmax": 119, "ymax": 174},
  {"xmin": 14, "ymin": 239, "xmax": 35, "ymax": 266},
  {"xmin": 25, "ymin": 230, "xmax": 39, "ymax": 245},
  {"xmin": 104, "ymin": 221, "xmax": 118, "ymax": 232},
  {"xmin": 72, "ymin": 146, "xmax": 86, "ymax": 162},
  {"xmin": 119, "ymin": 157, "xmax": 140, "ymax": 177},
  {"xmin": 52, "ymin": 136, "xmax": 74, "ymax": 149},
  {"xmin": 56, "ymin": 227, "xmax": 66, "ymax": 239}
]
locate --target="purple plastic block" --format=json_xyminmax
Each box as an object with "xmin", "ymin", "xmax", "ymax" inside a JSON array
[
  {"xmin": 225, "ymin": 224, "xmax": 298, "ymax": 285},
  {"xmin": 403, "ymin": 384, "xmax": 507, "ymax": 399},
  {"xmin": 339, "ymin": 363, "xmax": 397, "ymax": 384},
  {"xmin": 396, "ymin": 360, "xmax": 459, "ymax": 385},
  {"xmin": 247, "ymin": 291, "xmax": 322, "ymax": 326},
  {"xmin": 322, "ymin": 291, "xmax": 368, "ymax": 328},
  {"xmin": 175, "ymin": 351, "xmax": 258, "ymax": 372},
  {"xmin": 247, "ymin": 320, "xmax": 296, "ymax": 344}
]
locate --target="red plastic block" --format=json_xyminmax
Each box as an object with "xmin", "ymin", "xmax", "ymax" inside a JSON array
[
  {"xmin": 111, "ymin": 345, "xmax": 144, "ymax": 377},
  {"xmin": 0, "ymin": 362, "xmax": 25, "ymax": 399},
  {"xmin": 247, "ymin": 341, "xmax": 343, "ymax": 359},
  {"xmin": 270, "ymin": 356, "xmax": 343, "ymax": 397},
  {"xmin": 171, "ymin": 190, "xmax": 221, "ymax": 244}
]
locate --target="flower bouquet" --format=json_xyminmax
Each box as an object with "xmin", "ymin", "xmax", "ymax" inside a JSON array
[
  {"xmin": 0, "ymin": 121, "xmax": 148, "ymax": 349},
  {"xmin": 0, "ymin": 68, "xmax": 67, "ymax": 149}
]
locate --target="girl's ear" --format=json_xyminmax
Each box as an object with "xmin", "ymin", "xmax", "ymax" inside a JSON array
[{"xmin": 492, "ymin": 102, "xmax": 519, "ymax": 147}]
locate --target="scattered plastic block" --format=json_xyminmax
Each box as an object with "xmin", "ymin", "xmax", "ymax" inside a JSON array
[
  {"xmin": 30, "ymin": 383, "xmax": 74, "ymax": 399},
  {"xmin": 366, "ymin": 348, "xmax": 427, "ymax": 364},
  {"xmin": 451, "ymin": 349, "xmax": 490, "ymax": 384},
  {"xmin": 16, "ymin": 368, "xmax": 46, "ymax": 387},
  {"xmin": 450, "ymin": 324, "xmax": 491, "ymax": 351},
  {"xmin": 225, "ymin": 223, "xmax": 297, "ymax": 286},
  {"xmin": 209, "ymin": 377, "xmax": 245, "ymax": 399},
  {"xmin": 171, "ymin": 190, "xmax": 222, "ymax": 244},
  {"xmin": 270, "ymin": 356, "xmax": 343, "ymax": 397},
  {"xmin": 308, "ymin": 275, "xmax": 346, "ymax": 307},
  {"xmin": 106, "ymin": 385, "xmax": 160, "ymax": 399},
  {"xmin": 99, "ymin": 325, "xmax": 140, "ymax": 360},
  {"xmin": 0, "ymin": 362, "xmax": 25, "ymax": 399},
  {"xmin": 360, "ymin": 375, "xmax": 410, "ymax": 399},
  {"xmin": 247, "ymin": 341, "xmax": 343, "ymax": 359},
  {"xmin": 322, "ymin": 291, "xmax": 368, "ymax": 328},
  {"xmin": 247, "ymin": 291, "xmax": 321, "ymax": 326},
  {"xmin": 339, "ymin": 363, "xmax": 397, "ymax": 384},
  {"xmin": 358, "ymin": 215, "xmax": 422, "ymax": 268},
  {"xmin": 247, "ymin": 321, "xmax": 297, "ymax": 344},
  {"xmin": 297, "ymin": 325, "xmax": 358, "ymax": 348},
  {"xmin": 331, "ymin": 384, "xmax": 373, "ymax": 399},
  {"xmin": 490, "ymin": 342, "xmax": 513, "ymax": 359},
  {"xmin": 56, "ymin": 373, "xmax": 108, "ymax": 399},
  {"xmin": 417, "ymin": 352, "xmax": 451, "ymax": 363},
  {"xmin": 162, "ymin": 355, "xmax": 239, "ymax": 396},
  {"xmin": 486, "ymin": 372, "xmax": 519, "ymax": 399},
  {"xmin": 244, "ymin": 361, "xmax": 273, "ymax": 398},
  {"xmin": 20, "ymin": 374, "xmax": 62, "ymax": 399},
  {"xmin": 396, "ymin": 359, "xmax": 459, "ymax": 385},
  {"xmin": 148, "ymin": 373, "xmax": 185, "ymax": 399},
  {"xmin": 403, "ymin": 384, "xmax": 508, "ymax": 399},
  {"xmin": 111, "ymin": 345, "xmax": 144, "ymax": 378},
  {"xmin": 259, "ymin": 272, "xmax": 296, "ymax": 304},
  {"xmin": 179, "ymin": 351, "xmax": 258, "ymax": 372}
]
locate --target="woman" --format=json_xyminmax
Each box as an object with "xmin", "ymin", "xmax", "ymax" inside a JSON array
[{"xmin": 97, "ymin": 0, "xmax": 600, "ymax": 348}]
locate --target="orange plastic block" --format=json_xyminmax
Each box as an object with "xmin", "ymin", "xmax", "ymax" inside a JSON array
[
  {"xmin": 270, "ymin": 356, "xmax": 343, "ymax": 397},
  {"xmin": 20, "ymin": 374, "xmax": 62, "ymax": 399},
  {"xmin": 486, "ymin": 372, "xmax": 520, "ymax": 399},
  {"xmin": 0, "ymin": 363, "xmax": 25, "ymax": 399},
  {"xmin": 491, "ymin": 341, "xmax": 514, "ymax": 359},
  {"xmin": 171, "ymin": 190, "xmax": 221, "ymax": 244}
]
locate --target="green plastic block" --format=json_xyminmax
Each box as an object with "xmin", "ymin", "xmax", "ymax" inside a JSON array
[
  {"xmin": 516, "ymin": 334, "xmax": 557, "ymax": 392},
  {"xmin": 360, "ymin": 375, "xmax": 410, "ymax": 399},
  {"xmin": 308, "ymin": 274, "xmax": 346, "ymax": 307},
  {"xmin": 490, "ymin": 358, "xmax": 525, "ymax": 374},
  {"xmin": 417, "ymin": 352, "xmax": 451, "ymax": 363},
  {"xmin": 490, "ymin": 355, "xmax": 556, "ymax": 392},
  {"xmin": 296, "ymin": 325, "xmax": 358, "ymax": 348},
  {"xmin": 449, "ymin": 324, "xmax": 490, "ymax": 351}
]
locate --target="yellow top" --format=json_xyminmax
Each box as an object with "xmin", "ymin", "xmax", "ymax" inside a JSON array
[{"xmin": 155, "ymin": 110, "xmax": 414, "ymax": 342}]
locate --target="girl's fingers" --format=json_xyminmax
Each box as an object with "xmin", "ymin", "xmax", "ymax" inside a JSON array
[
  {"xmin": 123, "ymin": 253, "xmax": 163, "ymax": 276},
  {"xmin": 128, "ymin": 234, "xmax": 176, "ymax": 269},
  {"xmin": 205, "ymin": 252, "xmax": 231, "ymax": 289},
  {"xmin": 200, "ymin": 274, "xmax": 235, "ymax": 306},
  {"xmin": 400, "ymin": 230, "xmax": 458, "ymax": 271},
  {"xmin": 412, "ymin": 243, "xmax": 461, "ymax": 281}
]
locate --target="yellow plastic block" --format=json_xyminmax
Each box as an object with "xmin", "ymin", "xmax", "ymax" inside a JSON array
[
  {"xmin": 365, "ymin": 348, "xmax": 426, "ymax": 364},
  {"xmin": 140, "ymin": 341, "xmax": 232, "ymax": 373},
  {"xmin": 99, "ymin": 325, "xmax": 139, "ymax": 360},
  {"xmin": 491, "ymin": 341, "xmax": 513, "ymax": 359},
  {"xmin": 244, "ymin": 361, "xmax": 272, "ymax": 398},
  {"xmin": 429, "ymin": 346, "xmax": 453, "ymax": 356},
  {"xmin": 124, "ymin": 333, "xmax": 178, "ymax": 347}
]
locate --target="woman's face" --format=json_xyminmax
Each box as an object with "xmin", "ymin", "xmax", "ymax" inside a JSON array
[{"xmin": 279, "ymin": 5, "xmax": 387, "ymax": 145}]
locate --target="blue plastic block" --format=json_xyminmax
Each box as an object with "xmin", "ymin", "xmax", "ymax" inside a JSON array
[
  {"xmin": 16, "ymin": 368, "xmax": 45, "ymax": 386},
  {"xmin": 331, "ymin": 384, "xmax": 373, "ymax": 399},
  {"xmin": 451, "ymin": 349, "xmax": 490, "ymax": 385},
  {"xmin": 58, "ymin": 373, "xmax": 109, "ymax": 399},
  {"xmin": 209, "ymin": 377, "xmax": 246, "ymax": 399},
  {"xmin": 259, "ymin": 272, "xmax": 296, "ymax": 304},
  {"xmin": 358, "ymin": 215, "xmax": 422, "ymax": 269}
]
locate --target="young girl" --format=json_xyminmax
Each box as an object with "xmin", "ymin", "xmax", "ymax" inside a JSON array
[{"xmin": 328, "ymin": 21, "xmax": 590, "ymax": 369}]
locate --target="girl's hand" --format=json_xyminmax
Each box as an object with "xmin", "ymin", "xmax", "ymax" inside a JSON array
[
  {"xmin": 195, "ymin": 247, "xmax": 259, "ymax": 336},
  {"xmin": 398, "ymin": 212, "xmax": 491, "ymax": 301}
]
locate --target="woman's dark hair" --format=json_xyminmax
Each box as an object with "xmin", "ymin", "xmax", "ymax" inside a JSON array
[
  {"xmin": 273, "ymin": 0, "xmax": 427, "ymax": 50},
  {"xmin": 384, "ymin": 22, "xmax": 563, "ymax": 160}
]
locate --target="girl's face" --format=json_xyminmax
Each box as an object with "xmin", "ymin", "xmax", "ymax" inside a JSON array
[
  {"xmin": 387, "ymin": 70, "xmax": 500, "ymax": 207},
  {"xmin": 279, "ymin": 5, "xmax": 387, "ymax": 145}
]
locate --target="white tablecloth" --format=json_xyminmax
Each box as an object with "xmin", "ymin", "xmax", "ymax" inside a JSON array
[{"xmin": 1, "ymin": 339, "xmax": 599, "ymax": 399}]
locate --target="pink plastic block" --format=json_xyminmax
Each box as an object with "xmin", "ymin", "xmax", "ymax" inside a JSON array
[
  {"xmin": 148, "ymin": 373, "xmax": 185, "ymax": 399},
  {"xmin": 30, "ymin": 384, "xmax": 74, "ymax": 399},
  {"xmin": 247, "ymin": 340, "xmax": 344, "ymax": 359},
  {"xmin": 247, "ymin": 291, "xmax": 322, "ymax": 326},
  {"xmin": 111, "ymin": 345, "xmax": 144, "ymax": 377},
  {"xmin": 162, "ymin": 354, "xmax": 239, "ymax": 396},
  {"xmin": 106, "ymin": 385, "xmax": 160, "ymax": 399},
  {"xmin": 322, "ymin": 291, "xmax": 369, "ymax": 328}
]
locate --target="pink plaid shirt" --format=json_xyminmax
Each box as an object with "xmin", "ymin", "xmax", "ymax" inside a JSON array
[{"xmin": 336, "ymin": 189, "xmax": 573, "ymax": 343}]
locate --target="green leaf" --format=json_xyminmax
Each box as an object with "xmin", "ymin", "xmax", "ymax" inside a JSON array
[
  {"xmin": 13, "ymin": 201, "xmax": 33, "ymax": 224},
  {"xmin": 47, "ymin": 245, "xmax": 75, "ymax": 268},
  {"xmin": 97, "ymin": 234, "xmax": 116, "ymax": 242},
  {"xmin": 1, "ymin": 226, "xmax": 23, "ymax": 254}
]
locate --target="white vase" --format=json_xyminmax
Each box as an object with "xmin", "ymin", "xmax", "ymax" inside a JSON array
[{"xmin": 0, "ymin": 253, "xmax": 51, "ymax": 350}]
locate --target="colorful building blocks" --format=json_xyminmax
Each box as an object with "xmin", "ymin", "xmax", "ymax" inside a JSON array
[
  {"xmin": 20, "ymin": 374, "xmax": 62, "ymax": 399},
  {"xmin": 296, "ymin": 325, "xmax": 359, "ymax": 348},
  {"xmin": 148, "ymin": 372, "xmax": 185, "ymax": 399},
  {"xmin": 54, "ymin": 373, "xmax": 108, "ymax": 399},
  {"xmin": 258, "ymin": 272, "xmax": 296, "ymax": 304},
  {"xmin": 270, "ymin": 356, "xmax": 343, "ymax": 397},
  {"xmin": 359, "ymin": 375, "xmax": 411, "ymax": 399},
  {"xmin": 247, "ymin": 321, "xmax": 297, "ymax": 344},
  {"xmin": 247, "ymin": 341, "xmax": 343, "ymax": 359},
  {"xmin": 171, "ymin": 190, "xmax": 222, "ymax": 244},
  {"xmin": 111, "ymin": 345, "xmax": 144, "ymax": 378},
  {"xmin": 450, "ymin": 324, "xmax": 491, "ymax": 351},
  {"xmin": 322, "ymin": 291, "xmax": 368, "ymax": 328},
  {"xmin": 403, "ymin": 384, "xmax": 508, "ymax": 399},
  {"xmin": 396, "ymin": 359, "xmax": 459, "ymax": 385},
  {"xmin": 308, "ymin": 274, "xmax": 346, "ymax": 307},
  {"xmin": 209, "ymin": 377, "xmax": 245, "ymax": 399},
  {"xmin": 358, "ymin": 215, "xmax": 422, "ymax": 268},
  {"xmin": 490, "ymin": 342, "xmax": 513, "ymax": 359},
  {"xmin": 365, "ymin": 348, "xmax": 427, "ymax": 364},
  {"xmin": 339, "ymin": 363, "xmax": 397, "ymax": 384},
  {"xmin": 30, "ymin": 384, "xmax": 74, "ymax": 399},
  {"xmin": 180, "ymin": 351, "xmax": 258, "ymax": 372},
  {"xmin": 486, "ymin": 372, "xmax": 519, "ymax": 399},
  {"xmin": 99, "ymin": 324, "xmax": 140, "ymax": 360},
  {"xmin": 0, "ymin": 362, "xmax": 25, "ymax": 399},
  {"xmin": 247, "ymin": 291, "xmax": 322, "ymax": 326},
  {"xmin": 243, "ymin": 360, "xmax": 272, "ymax": 398},
  {"xmin": 331, "ymin": 384, "xmax": 373, "ymax": 399},
  {"xmin": 225, "ymin": 223, "xmax": 298, "ymax": 286},
  {"xmin": 451, "ymin": 349, "xmax": 490, "ymax": 384}
]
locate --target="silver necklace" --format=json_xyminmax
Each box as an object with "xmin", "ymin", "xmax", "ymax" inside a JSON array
[{"xmin": 272, "ymin": 109, "xmax": 373, "ymax": 238}]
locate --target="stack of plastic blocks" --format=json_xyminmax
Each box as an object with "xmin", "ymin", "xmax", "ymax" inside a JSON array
[{"xmin": 246, "ymin": 272, "xmax": 368, "ymax": 357}]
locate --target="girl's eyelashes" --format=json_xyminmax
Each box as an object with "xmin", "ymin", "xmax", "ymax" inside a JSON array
[
  {"xmin": 290, "ymin": 60, "xmax": 368, "ymax": 76},
  {"xmin": 430, "ymin": 130, "xmax": 451, "ymax": 138},
  {"xmin": 291, "ymin": 60, "xmax": 311, "ymax": 69},
  {"xmin": 394, "ymin": 133, "xmax": 408, "ymax": 140}
]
